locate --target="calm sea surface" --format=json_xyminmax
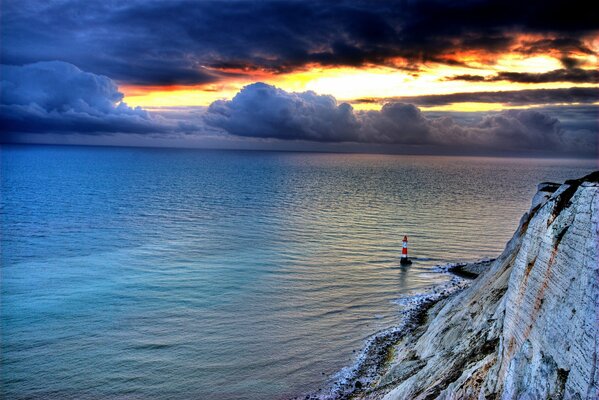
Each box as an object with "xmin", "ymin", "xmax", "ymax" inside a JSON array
[{"xmin": 1, "ymin": 145, "xmax": 595, "ymax": 399}]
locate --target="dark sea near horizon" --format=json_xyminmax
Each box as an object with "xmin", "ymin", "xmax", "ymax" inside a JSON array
[{"xmin": 1, "ymin": 144, "xmax": 595, "ymax": 399}]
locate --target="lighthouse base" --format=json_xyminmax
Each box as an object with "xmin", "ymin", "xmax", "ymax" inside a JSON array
[{"xmin": 400, "ymin": 258, "xmax": 412, "ymax": 266}]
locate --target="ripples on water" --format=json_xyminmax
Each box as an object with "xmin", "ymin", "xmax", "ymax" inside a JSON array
[{"xmin": 1, "ymin": 145, "xmax": 594, "ymax": 399}]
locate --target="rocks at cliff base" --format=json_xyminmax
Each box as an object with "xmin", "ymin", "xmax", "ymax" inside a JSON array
[{"xmin": 447, "ymin": 258, "xmax": 496, "ymax": 278}]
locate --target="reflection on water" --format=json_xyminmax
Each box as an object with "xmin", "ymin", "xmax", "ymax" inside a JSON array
[{"xmin": 1, "ymin": 145, "xmax": 594, "ymax": 399}]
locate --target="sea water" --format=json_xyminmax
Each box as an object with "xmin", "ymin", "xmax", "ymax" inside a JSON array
[{"xmin": 1, "ymin": 145, "xmax": 594, "ymax": 399}]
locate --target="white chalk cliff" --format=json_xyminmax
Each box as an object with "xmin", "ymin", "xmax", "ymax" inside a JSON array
[{"xmin": 368, "ymin": 172, "xmax": 599, "ymax": 399}]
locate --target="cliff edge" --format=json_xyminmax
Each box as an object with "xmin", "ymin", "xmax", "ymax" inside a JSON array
[{"xmin": 364, "ymin": 171, "xmax": 599, "ymax": 400}]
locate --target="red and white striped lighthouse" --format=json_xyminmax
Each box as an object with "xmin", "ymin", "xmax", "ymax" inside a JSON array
[{"xmin": 400, "ymin": 235, "xmax": 412, "ymax": 265}]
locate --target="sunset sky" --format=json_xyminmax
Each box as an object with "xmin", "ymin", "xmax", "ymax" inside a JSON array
[{"xmin": 1, "ymin": 0, "xmax": 598, "ymax": 156}]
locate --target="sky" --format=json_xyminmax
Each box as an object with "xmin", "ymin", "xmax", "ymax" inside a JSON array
[{"xmin": 1, "ymin": 0, "xmax": 598, "ymax": 156}]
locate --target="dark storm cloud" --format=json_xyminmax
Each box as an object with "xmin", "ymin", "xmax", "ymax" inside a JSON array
[
  {"xmin": 0, "ymin": 62, "xmax": 177, "ymax": 135},
  {"xmin": 2, "ymin": 0, "xmax": 598, "ymax": 85},
  {"xmin": 515, "ymin": 38, "xmax": 595, "ymax": 56},
  {"xmin": 448, "ymin": 68, "xmax": 599, "ymax": 83},
  {"xmin": 353, "ymin": 87, "xmax": 599, "ymax": 107},
  {"xmin": 560, "ymin": 57, "xmax": 584, "ymax": 69},
  {"xmin": 205, "ymin": 83, "xmax": 597, "ymax": 155}
]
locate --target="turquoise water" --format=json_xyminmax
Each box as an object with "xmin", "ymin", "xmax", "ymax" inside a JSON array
[{"xmin": 1, "ymin": 145, "xmax": 595, "ymax": 399}]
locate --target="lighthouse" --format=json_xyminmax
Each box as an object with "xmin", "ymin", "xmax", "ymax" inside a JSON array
[{"xmin": 400, "ymin": 235, "xmax": 412, "ymax": 265}]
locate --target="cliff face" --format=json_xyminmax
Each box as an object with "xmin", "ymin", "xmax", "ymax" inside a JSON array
[{"xmin": 372, "ymin": 172, "xmax": 599, "ymax": 400}]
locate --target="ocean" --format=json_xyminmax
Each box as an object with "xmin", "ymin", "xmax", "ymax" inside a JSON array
[{"xmin": 1, "ymin": 144, "xmax": 595, "ymax": 399}]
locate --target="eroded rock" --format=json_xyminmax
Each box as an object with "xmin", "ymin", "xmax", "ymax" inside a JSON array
[{"xmin": 366, "ymin": 172, "xmax": 599, "ymax": 400}]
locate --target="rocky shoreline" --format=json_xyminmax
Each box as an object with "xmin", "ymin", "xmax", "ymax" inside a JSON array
[
  {"xmin": 302, "ymin": 171, "xmax": 598, "ymax": 400},
  {"xmin": 301, "ymin": 260, "xmax": 487, "ymax": 400}
]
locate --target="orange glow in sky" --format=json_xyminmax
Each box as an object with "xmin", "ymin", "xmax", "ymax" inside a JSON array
[{"xmin": 121, "ymin": 49, "xmax": 598, "ymax": 112}]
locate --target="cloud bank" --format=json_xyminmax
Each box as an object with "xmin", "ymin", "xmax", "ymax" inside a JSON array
[
  {"xmin": 448, "ymin": 68, "xmax": 599, "ymax": 83},
  {"xmin": 2, "ymin": 62, "xmax": 596, "ymax": 156},
  {"xmin": 353, "ymin": 87, "xmax": 599, "ymax": 107},
  {"xmin": 206, "ymin": 83, "xmax": 597, "ymax": 155}
]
